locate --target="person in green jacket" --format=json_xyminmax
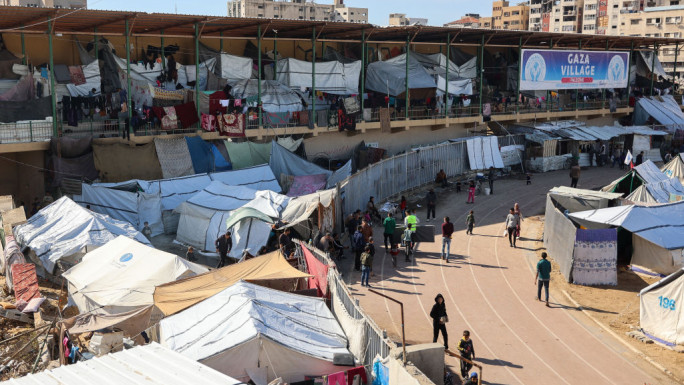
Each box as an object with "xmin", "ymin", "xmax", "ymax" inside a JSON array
[
  {"xmin": 382, "ymin": 212, "xmax": 396, "ymax": 252},
  {"xmin": 535, "ymin": 252, "xmax": 552, "ymax": 307},
  {"xmin": 465, "ymin": 210, "xmax": 475, "ymax": 235}
]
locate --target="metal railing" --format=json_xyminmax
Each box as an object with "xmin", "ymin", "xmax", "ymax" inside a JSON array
[{"xmin": 0, "ymin": 121, "xmax": 53, "ymax": 143}]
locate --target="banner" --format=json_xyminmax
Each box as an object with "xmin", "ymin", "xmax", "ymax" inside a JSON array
[{"xmin": 520, "ymin": 49, "xmax": 629, "ymax": 91}]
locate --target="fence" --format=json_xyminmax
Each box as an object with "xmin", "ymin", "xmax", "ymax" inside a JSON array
[{"xmin": 0, "ymin": 121, "xmax": 53, "ymax": 143}]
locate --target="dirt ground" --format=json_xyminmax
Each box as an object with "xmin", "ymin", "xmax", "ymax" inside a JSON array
[{"xmin": 525, "ymin": 216, "xmax": 684, "ymax": 382}]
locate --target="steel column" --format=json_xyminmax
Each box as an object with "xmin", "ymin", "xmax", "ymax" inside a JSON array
[
  {"xmin": 312, "ymin": 26, "xmax": 317, "ymax": 123},
  {"xmin": 273, "ymin": 33, "xmax": 278, "ymax": 79},
  {"xmin": 161, "ymin": 30, "xmax": 165, "ymax": 69},
  {"xmin": 479, "ymin": 34, "xmax": 484, "ymax": 116},
  {"xmin": 516, "ymin": 36, "xmax": 522, "ymax": 114},
  {"xmin": 405, "ymin": 35, "xmax": 410, "ymax": 121},
  {"xmin": 673, "ymin": 43, "xmax": 679, "ymax": 84},
  {"xmin": 627, "ymin": 42, "xmax": 633, "ymax": 100},
  {"xmin": 361, "ymin": 29, "xmax": 366, "ymax": 120},
  {"xmin": 125, "ymin": 19, "xmax": 132, "ymax": 129},
  {"xmin": 650, "ymin": 44, "xmax": 657, "ymax": 96},
  {"xmin": 576, "ymin": 39, "xmax": 582, "ymax": 111},
  {"xmin": 445, "ymin": 33, "xmax": 450, "ymax": 119},
  {"xmin": 195, "ymin": 23, "xmax": 200, "ymax": 124},
  {"xmin": 20, "ymin": 27, "xmax": 25, "ymax": 65},
  {"xmin": 48, "ymin": 18, "xmax": 57, "ymax": 137},
  {"xmin": 258, "ymin": 25, "xmax": 262, "ymax": 128},
  {"xmin": 94, "ymin": 27, "xmax": 98, "ymax": 61}
]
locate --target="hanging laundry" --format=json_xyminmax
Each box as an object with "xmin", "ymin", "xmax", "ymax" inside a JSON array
[
  {"xmin": 218, "ymin": 113, "xmax": 245, "ymax": 137},
  {"xmin": 201, "ymin": 113, "xmax": 217, "ymax": 132},
  {"xmin": 220, "ymin": 99, "xmax": 230, "ymax": 107},
  {"xmin": 346, "ymin": 366, "xmax": 368, "ymax": 385},
  {"xmin": 68, "ymin": 66, "xmax": 86, "ymax": 85},
  {"xmin": 233, "ymin": 99, "xmax": 242, "ymax": 107},
  {"xmin": 338, "ymin": 109, "xmax": 356, "ymax": 132},
  {"xmin": 161, "ymin": 106, "xmax": 178, "ymax": 130},
  {"xmin": 326, "ymin": 371, "xmax": 346, "ymax": 385}
]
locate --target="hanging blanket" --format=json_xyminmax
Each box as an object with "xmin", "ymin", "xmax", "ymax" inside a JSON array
[
  {"xmin": 173, "ymin": 101, "xmax": 198, "ymax": 129},
  {"xmin": 154, "ymin": 137, "xmax": 194, "ymax": 178},
  {"xmin": 201, "ymin": 113, "xmax": 217, "ymax": 132},
  {"xmin": 265, "ymin": 112, "xmax": 290, "ymax": 126},
  {"xmin": 153, "ymin": 87, "xmax": 186, "ymax": 101},
  {"xmin": 301, "ymin": 242, "xmax": 329, "ymax": 297},
  {"xmin": 161, "ymin": 106, "xmax": 178, "ymax": 130},
  {"xmin": 379, "ymin": 108, "xmax": 392, "ymax": 133},
  {"xmin": 572, "ymin": 228, "xmax": 618, "ymax": 286},
  {"xmin": 338, "ymin": 109, "xmax": 356, "ymax": 132},
  {"xmin": 218, "ymin": 113, "xmax": 245, "ymax": 137},
  {"xmin": 287, "ymin": 174, "xmax": 328, "ymax": 197},
  {"xmin": 68, "ymin": 66, "xmax": 86, "ymax": 85}
]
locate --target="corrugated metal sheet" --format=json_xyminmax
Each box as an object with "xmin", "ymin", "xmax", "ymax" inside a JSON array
[
  {"xmin": 624, "ymin": 125, "xmax": 670, "ymax": 136},
  {"xmin": 7, "ymin": 343, "xmax": 243, "ymax": 385}
]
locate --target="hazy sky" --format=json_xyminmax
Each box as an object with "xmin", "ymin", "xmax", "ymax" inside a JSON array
[{"xmin": 88, "ymin": 0, "xmax": 491, "ymax": 27}]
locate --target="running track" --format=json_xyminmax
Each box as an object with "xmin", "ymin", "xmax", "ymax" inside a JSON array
[{"xmin": 341, "ymin": 167, "xmax": 676, "ymax": 385}]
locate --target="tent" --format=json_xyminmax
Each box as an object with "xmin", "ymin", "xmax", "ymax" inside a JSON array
[
  {"xmin": 13, "ymin": 197, "xmax": 150, "ymax": 275},
  {"xmin": 365, "ymin": 53, "xmax": 437, "ymax": 97},
  {"xmin": 276, "ymin": 58, "xmax": 361, "ymax": 95},
  {"xmin": 569, "ymin": 201, "xmax": 684, "ymax": 275},
  {"xmin": 224, "ymin": 141, "xmax": 273, "ymax": 170},
  {"xmin": 269, "ymin": 140, "xmax": 333, "ymax": 191},
  {"xmin": 153, "ymin": 250, "xmax": 311, "ymax": 316},
  {"xmin": 662, "ymin": 153, "xmax": 684, "ymax": 185},
  {"xmin": 65, "ymin": 60, "xmax": 101, "ymax": 97},
  {"xmin": 280, "ymin": 189, "xmax": 337, "ymax": 240},
  {"xmin": 159, "ymin": 281, "xmax": 350, "ymax": 384},
  {"xmin": 6, "ymin": 343, "xmax": 243, "ymax": 385},
  {"xmin": 230, "ymin": 79, "xmax": 303, "ymax": 113},
  {"xmin": 185, "ymin": 136, "xmax": 231, "ymax": 174},
  {"xmin": 175, "ymin": 181, "xmax": 288, "ymax": 258},
  {"xmin": 62, "ymin": 236, "xmax": 207, "ymax": 315},
  {"xmin": 412, "ymin": 51, "xmax": 475, "ymax": 95},
  {"xmin": 639, "ymin": 268, "xmax": 684, "ymax": 346},
  {"xmin": 634, "ymin": 95, "xmax": 684, "ymax": 126},
  {"xmin": 602, "ymin": 160, "xmax": 684, "ymax": 203}
]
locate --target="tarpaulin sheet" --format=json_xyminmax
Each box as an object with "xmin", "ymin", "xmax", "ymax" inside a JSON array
[
  {"xmin": 548, "ymin": 187, "xmax": 622, "ymax": 213},
  {"xmin": 0, "ymin": 97, "xmax": 52, "ymax": 123},
  {"xmin": 544, "ymin": 196, "xmax": 578, "ymax": 282},
  {"xmin": 11, "ymin": 263, "xmax": 40, "ymax": 302},
  {"xmin": 230, "ymin": 79, "xmax": 304, "ymax": 113},
  {"xmin": 280, "ymin": 189, "xmax": 335, "ymax": 229},
  {"xmin": 301, "ymin": 241, "xmax": 329, "ymax": 297},
  {"xmin": 52, "ymin": 151, "xmax": 99, "ymax": 187},
  {"xmin": 276, "ymin": 58, "xmax": 361, "ymax": 95},
  {"xmin": 211, "ymin": 144, "xmax": 231, "ymax": 171},
  {"xmin": 366, "ymin": 53, "xmax": 437, "ymax": 96},
  {"xmin": 155, "ymin": 137, "xmax": 195, "ymax": 179},
  {"xmin": 326, "ymin": 159, "xmax": 352, "ymax": 189},
  {"xmin": 632, "ymin": 234, "xmax": 683, "ymax": 276},
  {"xmin": 3, "ymin": 235, "xmax": 26, "ymax": 291},
  {"xmin": 636, "ymin": 96, "xmax": 684, "ymax": 126},
  {"xmin": 269, "ymin": 140, "xmax": 332, "ymax": 182},
  {"xmin": 224, "ymin": 140, "xmax": 272, "ymax": 170},
  {"xmin": 51, "ymin": 136, "xmax": 92, "ymax": 158},
  {"xmin": 210, "ymin": 164, "xmax": 280, "ymax": 192},
  {"xmin": 413, "ymin": 52, "xmax": 477, "ymax": 80},
  {"xmin": 66, "ymin": 60, "xmax": 101, "ymax": 97},
  {"xmin": 466, "ymin": 136, "xmax": 505, "ymax": 170},
  {"xmin": 662, "ymin": 153, "xmax": 684, "ymax": 185},
  {"xmin": 185, "ymin": 136, "xmax": 214, "ymax": 174},
  {"xmin": 53, "ymin": 64, "xmax": 71, "ymax": 84},
  {"xmin": 287, "ymin": 174, "xmax": 328, "ymax": 197},
  {"xmin": 572, "ymin": 229, "xmax": 618, "ymax": 286},
  {"xmin": 276, "ymin": 137, "xmax": 303, "ymax": 152},
  {"xmin": 639, "ymin": 268, "xmax": 684, "ymax": 345},
  {"xmin": 219, "ymin": 52, "xmax": 253, "ymax": 82},
  {"xmin": 62, "ymin": 304, "xmax": 154, "ymax": 338},
  {"xmin": 93, "ymin": 142, "xmax": 163, "ymax": 182},
  {"xmin": 0, "ymin": 73, "xmax": 34, "ymax": 102}
]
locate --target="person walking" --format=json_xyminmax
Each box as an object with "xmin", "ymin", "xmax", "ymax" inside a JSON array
[
  {"xmin": 361, "ymin": 218, "xmax": 373, "ymax": 243},
  {"xmin": 215, "ymin": 231, "xmax": 233, "ymax": 268},
  {"xmin": 569, "ymin": 163, "xmax": 581, "ymax": 188},
  {"xmin": 466, "ymin": 180, "xmax": 476, "ymax": 204},
  {"xmin": 403, "ymin": 223, "xmax": 414, "ymax": 262},
  {"xmin": 430, "ymin": 294, "xmax": 449, "ymax": 350},
  {"xmin": 382, "ymin": 212, "xmax": 396, "ymax": 252},
  {"xmin": 441, "ymin": 217, "xmax": 454, "ymax": 262},
  {"xmin": 636, "ymin": 151, "xmax": 644, "ymax": 166},
  {"xmin": 619, "ymin": 148, "xmax": 627, "ymax": 170},
  {"xmin": 505, "ymin": 208, "xmax": 520, "ymax": 248},
  {"xmin": 488, "ymin": 167, "xmax": 495, "ymax": 195},
  {"xmin": 426, "ymin": 189, "xmax": 437, "ymax": 222},
  {"xmin": 458, "ymin": 330, "xmax": 475, "ymax": 379},
  {"xmin": 367, "ymin": 237, "xmax": 376, "ymax": 277},
  {"xmin": 352, "ymin": 225, "xmax": 365, "ymax": 271},
  {"xmin": 465, "ymin": 210, "xmax": 475, "ymax": 235},
  {"xmin": 360, "ymin": 245, "xmax": 373, "ymax": 287},
  {"xmin": 535, "ymin": 252, "xmax": 552, "ymax": 307},
  {"xmin": 404, "ymin": 209, "xmax": 419, "ymax": 231},
  {"xmin": 513, "ymin": 203, "xmax": 523, "ymax": 241},
  {"xmin": 400, "ymin": 196, "xmax": 407, "ymax": 219}
]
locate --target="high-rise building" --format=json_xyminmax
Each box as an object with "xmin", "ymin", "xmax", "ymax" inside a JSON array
[
  {"xmin": 227, "ymin": 0, "xmax": 368, "ymax": 23},
  {"xmin": 0, "ymin": 0, "xmax": 86, "ymax": 8},
  {"xmin": 389, "ymin": 13, "xmax": 428, "ymax": 26},
  {"xmin": 492, "ymin": 1, "xmax": 530, "ymax": 30}
]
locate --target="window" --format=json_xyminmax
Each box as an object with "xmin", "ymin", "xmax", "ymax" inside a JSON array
[
  {"xmin": 612, "ymin": 25, "xmax": 617, "ymax": 28},
  {"xmin": 671, "ymin": 0, "xmax": 680, "ymax": 4},
  {"xmin": 257, "ymin": 5, "xmax": 263, "ymax": 8},
  {"xmin": 666, "ymin": 16, "xmax": 682, "ymax": 23},
  {"xmin": 562, "ymin": 25, "xmax": 575, "ymax": 31},
  {"xmin": 631, "ymin": 19, "xmax": 640, "ymax": 24},
  {"xmin": 584, "ymin": 24, "xmax": 596, "ymax": 30},
  {"xmin": 646, "ymin": 18, "xmax": 661, "ymax": 24},
  {"xmin": 555, "ymin": 18, "xmax": 560, "ymax": 22},
  {"xmin": 274, "ymin": 14, "xmax": 278, "ymax": 18},
  {"xmin": 586, "ymin": 4, "xmax": 597, "ymax": 10},
  {"xmin": 504, "ymin": 12, "xmax": 510, "ymax": 16}
]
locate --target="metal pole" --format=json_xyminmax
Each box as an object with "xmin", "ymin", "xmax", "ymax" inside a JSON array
[
  {"xmin": 258, "ymin": 25, "xmax": 262, "ymax": 128},
  {"xmin": 627, "ymin": 41, "xmax": 633, "ymax": 102},
  {"xmin": 219, "ymin": 31, "xmax": 223, "ymax": 52},
  {"xmin": 312, "ymin": 26, "xmax": 316, "ymax": 123},
  {"xmin": 94, "ymin": 27, "xmax": 98, "ymax": 61},
  {"xmin": 48, "ymin": 18, "xmax": 57, "ymax": 137},
  {"xmin": 673, "ymin": 43, "xmax": 679, "ymax": 84},
  {"xmin": 547, "ymin": 39, "xmax": 552, "ymax": 112},
  {"xmin": 516, "ymin": 36, "xmax": 522, "ymax": 114},
  {"xmin": 445, "ymin": 33, "xmax": 450, "ymax": 119},
  {"xmin": 368, "ymin": 289, "xmax": 407, "ymax": 366},
  {"xmin": 273, "ymin": 33, "xmax": 278, "ymax": 80},
  {"xmin": 405, "ymin": 35, "xmax": 410, "ymax": 121},
  {"xmin": 20, "ymin": 27, "xmax": 25, "ymax": 65},
  {"xmin": 650, "ymin": 44, "xmax": 657, "ymax": 96},
  {"xmin": 361, "ymin": 29, "xmax": 366, "ymax": 121},
  {"xmin": 161, "ymin": 29, "xmax": 165, "ymax": 69},
  {"xmin": 602, "ymin": 40, "xmax": 609, "ymax": 107},
  {"xmin": 576, "ymin": 39, "xmax": 582, "ymax": 111},
  {"xmin": 479, "ymin": 34, "xmax": 484, "ymax": 116},
  {"xmin": 195, "ymin": 22, "xmax": 200, "ymax": 124},
  {"xmin": 125, "ymin": 19, "xmax": 132, "ymax": 128}
]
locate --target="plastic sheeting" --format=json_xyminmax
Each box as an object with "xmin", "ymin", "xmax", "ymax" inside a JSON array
[
  {"xmin": 326, "ymin": 159, "xmax": 352, "ymax": 189},
  {"xmin": 276, "ymin": 58, "xmax": 361, "ymax": 95},
  {"xmin": 572, "ymin": 229, "xmax": 618, "ymax": 286},
  {"xmin": 662, "ymin": 154, "xmax": 684, "ymax": 185},
  {"xmin": 230, "ymin": 79, "xmax": 303, "ymax": 113},
  {"xmin": 280, "ymin": 189, "xmax": 336, "ymax": 230},
  {"xmin": 638, "ymin": 50, "xmax": 670, "ymax": 80},
  {"xmin": 365, "ymin": 53, "xmax": 437, "ymax": 96},
  {"xmin": 466, "ymin": 136, "xmax": 505, "ymax": 170},
  {"xmin": 159, "ymin": 281, "xmax": 350, "ymax": 384},
  {"xmin": 92, "ymin": 142, "xmax": 164, "ymax": 182},
  {"xmin": 13, "ymin": 197, "xmax": 150, "ymax": 274},
  {"xmin": 276, "ymin": 136, "xmax": 303, "ymax": 152},
  {"xmin": 210, "ymin": 164, "xmax": 281, "ymax": 192},
  {"xmin": 224, "ymin": 140, "xmax": 272, "ymax": 170},
  {"xmin": 301, "ymin": 241, "xmax": 328, "ymax": 297},
  {"xmin": 154, "ymin": 137, "xmax": 195, "ymax": 179},
  {"xmin": 66, "ymin": 60, "xmax": 101, "ymax": 97},
  {"xmin": 330, "ymin": 271, "xmax": 367, "ymax": 361},
  {"xmin": 0, "ymin": 73, "xmax": 34, "ymax": 102},
  {"xmin": 0, "ymin": 96, "xmax": 52, "ymax": 123},
  {"xmin": 114, "ymin": 55, "xmax": 217, "ymax": 92},
  {"xmin": 543, "ymin": 196, "xmax": 578, "ymax": 282},
  {"xmin": 632, "ymin": 235, "xmax": 684, "ymax": 276},
  {"xmin": 62, "ymin": 236, "xmax": 207, "ymax": 315},
  {"xmin": 185, "ymin": 136, "xmax": 215, "ymax": 174},
  {"xmin": 640, "ymin": 268, "xmax": 684, "ymax": 345},
  {"xmin": 548, "ymin": 187, "xmax": 622, "ymax": 213},
  {"xmin": 269, "ymin": 140, "xmax": 332, "ymax": 183},
  {"xmin": 218, "ymin": 52, "xmax": 252, "ymax": 82},
  {"xmin": 287, "ymin": 174, "xmax": 328, "ymax": 197},
  {"xmin": 635, "ymin": 96, "xmax": 684, "ymax": 126}
]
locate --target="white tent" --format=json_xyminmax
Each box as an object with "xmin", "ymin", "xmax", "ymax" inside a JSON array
[
  {"xmin": 640, "ymin": 268, "xmax": 684, "ymax": 346},
  {"xmin": 13, "ymin": 197, "xmax": 150, "ymax": 275},
  {"xmin": 662, "ymin": 153, "xmax": 684, "ymax": 185},
  {"xmin": 218, "ymin": 52, "xmax": 253, "ymax": 82},
  {"xmin": 276, "ymin": 57, "xmax": 361, "ymax": 95},
  {"xmin": 230, "ymin": 79, "xmax": 303, "ymax": 113},
  {"xmin": 280, "ymin": 188, "xmax": 336, "ymax": 235},
  {"xmin": 175, "ymin": 181, "xmax": 289, "ymax": 258},
  {"xmin": 569, "ymin": 201, "xmax": 684, "ymax": 275},
  {"xmin": 62, "ymin": 236, "xmax": 207, "ymax": 315},
  {"xmin": 412, "ymin": 52, "xmax": 475, "ymax": 95},
  {"xmin": 603, "ymin": 160, "xmax": 684, "ymax": 203},
  {"xmin": 159, "ymin": 281, "xmax": 350, "ymax": 385},
  {"xmin": 365, "ymin": 53, "xmax": 437, "ymax": 96},
  {"xmin": 114, "ymin": 55, "xmax": 217, "ymax": 91}
]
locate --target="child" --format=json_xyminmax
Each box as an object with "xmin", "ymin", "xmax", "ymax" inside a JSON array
[
  {"xmin": 360, "ymin": 245, "xmax": 373, "ymax": 287},
  {"xmin": 466, "ymin": 210, "xmax": 475, "ymax": 235},
  {"xmin": 142, "ymin": 221, "xmax": 152, "ymax": 240},
  {"xmin": 455, "ymin": 181, "xmax": 462, "ymax": 193},
  {"xmin": 466, "ymin": 180, "xmax": 475, "ymax": 204},
  {"xmin": 186, "ymin": 246, "xmax": 198, "ymax": 262},
  {"xmin": 458, "ymin": 330, "xmax": 476, "ymax": 379},
  {"xmin": 526, "ymin": 174, "xmax": 532, "ymax": 185},
  {"xmin": 400, "ymin": 196, "xmax": 407, "ymax": 219},
  {"xmin": 389, "ymin": 243, "xmax": 399, "ymax": 267},
  {"xmin": 403, "ymin": 223, "xmax": 414, "ymax": 262}
]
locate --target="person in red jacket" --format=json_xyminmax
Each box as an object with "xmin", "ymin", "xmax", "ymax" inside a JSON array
[{"xmin": 441, "ymin": 217, "xmax": 454, "ymax": 262}]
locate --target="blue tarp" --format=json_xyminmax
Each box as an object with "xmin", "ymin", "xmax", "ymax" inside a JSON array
[
  {"xmin": 185, "ymin": 136, "xmax": 214, "ymax": 174},
  {"xmin": 211, "ymin": 144, "xmax": 232, "ymax": 171},
  {"xmin": 269, "ymin": 140, "xmax": 332, "ymax": 180}
]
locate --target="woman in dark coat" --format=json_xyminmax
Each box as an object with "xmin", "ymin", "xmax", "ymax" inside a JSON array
[{"xmin": 430, "ymin": 293, "xmax": 448, "ymax": 349}]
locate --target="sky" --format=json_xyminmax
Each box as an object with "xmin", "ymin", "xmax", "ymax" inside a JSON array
[{"xmin": 88, "ymin": 0, "xmax": 492, "ymax": 27}]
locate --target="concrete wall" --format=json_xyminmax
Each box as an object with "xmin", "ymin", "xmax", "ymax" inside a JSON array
[
  {"xmin": 0, "ymin": 150, "xmax": 45, "ymax": 209},
  {"xmin": 388, "ymin": 344, "xmax": 441, "ymax": 385}
]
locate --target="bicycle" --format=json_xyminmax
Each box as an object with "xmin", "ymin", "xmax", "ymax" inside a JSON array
[{"xmin": 403, "ymin": 240, "xmax": 412, "ymax": 262}]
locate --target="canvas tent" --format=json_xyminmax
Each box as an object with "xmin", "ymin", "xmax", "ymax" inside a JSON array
[
  {"xmin": 230, "ymin": 79, "xmax": 303, "ymax": 113},
  {"xmin": 159, "ymin": 281, "xmax": 350, "ymax": 384},
  {"xmin": 276, "ymin": 58, "xmax": 361, "ymax": 95},
  {"xmin": 639, "ymin": 268, "xmax": 684, "ymax": 346},
  {"xmin": 602, "ymin": 160, "xmax": 684, "ymax": 203},
  {"xmin": 570, "ymin": 201, "xmax": 684, "ymax": 275},
  {"xmin": 62, "ymin": 236, "xmax": 207, "ymax": 315},
  {"xmin": 662, "ymin": 153, "xmax": 684, "ymax": 185},
  {"xmin": 412, "ymin": 51, "xmax": 475, "ymax": 95},
  {"xmin": 13, "ymin": 197, "xmax": 150, "ymax": 275},
  {"xmin": 154, "ymin": 250, "xmax": 310, "ymax": 316},
  {"xmin": 365, "ymin": 53, "xmax": 437, "ymax": 97},
  {"xmin": 280, "ymin": 188, "xmax": 337, "ymax": 239}
]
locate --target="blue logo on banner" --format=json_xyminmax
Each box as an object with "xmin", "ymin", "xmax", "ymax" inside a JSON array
[
  {"xmin": 525, "ymin": 53, "xmax": 546, "ymax": 81},
  {"xmin": 119, "ymin": 253, "xmax": 133, "ymax": 262},
  {"xmin": 607, "ymin": 56, "xmax": 625, "ymax": 82}
]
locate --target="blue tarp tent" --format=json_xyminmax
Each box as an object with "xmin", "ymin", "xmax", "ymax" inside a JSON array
[{"xmin": 185, "ymin": 136, "xmax": 231, "ymax": 174}]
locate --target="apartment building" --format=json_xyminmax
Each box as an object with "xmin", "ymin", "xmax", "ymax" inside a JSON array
[
  {"xmin": 529, "ymin": 0, "xmax": 553, "ymax": 31},
  {"xmin": 0, "ymin": 0, "xmax": 85, "ymax": 7},
  {"xmin": 492, "ymin": 1, "xmax": 530, "ymax": 30},
  {"xmin": 389, "ymin": 13, "xmax": 428, "ymax": 26},
  {"xmin": 547, "ymin": 0, "xmax": 583, "ymax": 33},
  {"xmin": 227, "ymin": 0, "xmax": 368, "ymax": 23},
  {"xmin": 444, "ymin": 14, "xmax": 491, "ymax": 28}
]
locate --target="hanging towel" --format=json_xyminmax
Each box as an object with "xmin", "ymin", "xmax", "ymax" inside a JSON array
[
  {"xmin": 326, "ymin": 372, "xmax": 346, "ymax": 385},
  {"xmin": 346, "ymin": 367, "xmax": 367, "ymax": 385},
  {"xmin": 69, "ymin": 66, "xmax": 86, "ymax": 85},
  {"xmin": 174, "ymin": 101, "xmax": 199, "ymax": 129},
  {"xmin": 201, "ymin": 113, "xmax": 217, "ymax": 132}
]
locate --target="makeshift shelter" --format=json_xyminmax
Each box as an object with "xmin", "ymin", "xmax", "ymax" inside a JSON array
[
  {"xmin": 6, "ymin": 343, "xmax": 243, "ymax": 385},
  {"xmin": 465, "ymin": 136, "xmax": 505, "ymax": 170},
  {"xmin": 276, "ymin": 57, "xmax": 361, "ymax": 95},
  {"xmin": 365, "ymin": 53, "xmax": 437, "ymax": 97},
  {"xmin": 63, "ymin": 236, "xmax": 207, "ymax": 315},
  {"xmin": 412, "ymin": 51, "xmax": 475, "ymax": 95},
  {"xmin": 662, "ymin": 153, "xmax": 684, "ymax": 185},
  {"xmin": 175, "ymin": 181, "xmax": 288, "ymax": 258},
  {"xmin": 13, "ymin": 197, "xmax": 150, "ymax": 275},
  {"xmin": 92, "ymin": 142, "xmax": 164, "ymax": 182},
  {"xmin": 570, "ymin": 201, "xmax": 684, "ymax": 275},
  {"xmin": 185, "ymin": 136, "xmax": 231, "ymax": 173},
  {"xmin": 269, "ymin": 140, "xmax": 332, "ymax": 192},
  {"xmin": 634, "ymin": 95, "xmax": 684, "ymax": 127},
  {"xmin": 639, "ymin": 268, "xmax": 684, "ymax": 346},
  {"xmin": 230, "ymin": 79, "xmax": 303, "ymax": 113},
  {"xmin": 65, "ymin": 60, "xmax": 101, "ymax": 97},
  {"xmin": 602, "ymin": 160, "xmax": 684, "ymax": 203},
  {"xmin": 224, "ymin": 140, "xmax": 272, "ymax": 170},
  {"xmin": 154, "ymin": 250, "xmax": 310, "ymax": 316},
  {"xmin": 544, "ymin": 188, "xmax": 623, "ymax": 284},
  {"xmin": 279, "ymin": 188, "xmax": 336, "ymax": 239},
  {"xmin": 159, "ymin": 281, "xmax": 350, "ymax": 384}
]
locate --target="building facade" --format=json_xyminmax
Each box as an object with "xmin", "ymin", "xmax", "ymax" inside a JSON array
[
  {"xmin": 492, "ymin": 1, "xmax": 530, "ymax": 30},
  {"xmin": 0, "ymin": 0, "xmax": 85, "ymax": 7},
  {"xmin": 389, "ymin": 13, "xmax": 428, "ymax": 26},
  {"xmin": 227, "ymin": 0, "xmax": 368, "ymax": 23},
  {"xmin": 444, "ymin": 14, "xmax": 485, "ymax": 28}
]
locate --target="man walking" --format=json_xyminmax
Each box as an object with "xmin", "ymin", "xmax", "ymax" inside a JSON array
[
  {"xmin": 425, "ymin": 189, "xmax": 437, "ymax": 222},
  {"xmin": 505, "ymin": 208, "xmax": 520, "ymax": 248},
  {"xmin": 535, "ymin": 252, "xmax": 552, "ymax": 307},
  {"xmin": 352, "ymin": 225, "xmax": 365, "ymax": 271},
  {"xmin": 361, "ymin": 219, "xmax": 373, "ymax": 243},
  {"xmin": 382, "ymin": 212, "xmax": 396, "ymax": 252},
  {"xmin": 488, "ymin": 166, "xmax": 495, "ymax": 195},
  {"xmin": 360, "ymin": 245, "xmax": 373, "ymax": 287},
  {"xmin": 215, "ymin": 231, "xmax": 233, "ymax": 268},
  {"xmin": 441, "ymin": 217, "xmax": 454, "ymax": 262},
  {"xmin": 569, "ymin": 162, "xmax": 580, "ymax": 188}
]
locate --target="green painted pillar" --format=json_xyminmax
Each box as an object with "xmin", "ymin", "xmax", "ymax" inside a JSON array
[
  {"xmin": 161, "ymin": 30, "xmax": 165, "ymax": 69},
  {"xmin": 627, "ymin": 42, "xmax": 633, "ymax": 101},
  {"xmin": 516, "ymin": 36, "xmax": 522, "ymax": 114},
  {"xmin": 361, "ymin": 29, "xmax": 366, "ymax": 120},
  {"xmin": 48, "ymin": 18, "xmax": 57, "ymax": 137},
  {"xmin": 273, "ymin": 35, "xmax": 278, "ymax": 80},
  {"xmin": 405, "ymin": 35, "xmax": 410, "ymax": 121},
  {"xmin": 195, "ymin": 23, "xmax": 200, "ymax": 124},
  {"xmin": 650, "ymin": 44, "xmax": 657, "ymax": 97},
  {"xmin": 258, "ymin": 25, "xmax": 262, "ymax": 128},
  {"xmin": 20, "ymin": 27, "xmax": 25, "ymax": 65},
  {"xmin": 94, "ymin": 27, "xmax": 99, "ymax": 61},
  {"xmin": 445, "ymin": 33, "xmax": 450, "ymax": 119},
  {"xmin": 312, "ymin": 26, "xmax": 317, "ymax": 123},
  {"xmin": 673, "ymin": 43, "xmax": 679, "ymax": 83},
  {"xmin": 576, "ymin": 39, "xmax": 582, "ymax": 111},
  {"xmin": 479, "ymin": 34, "xmax": 484, "ymax": 116},
  {"xmin": 125, "ymin": 19, "xmax": 132, "ymax": 129},
  {"xmin": 220, "ymin": 31, "xmax": 223, "ymax": 52}
]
